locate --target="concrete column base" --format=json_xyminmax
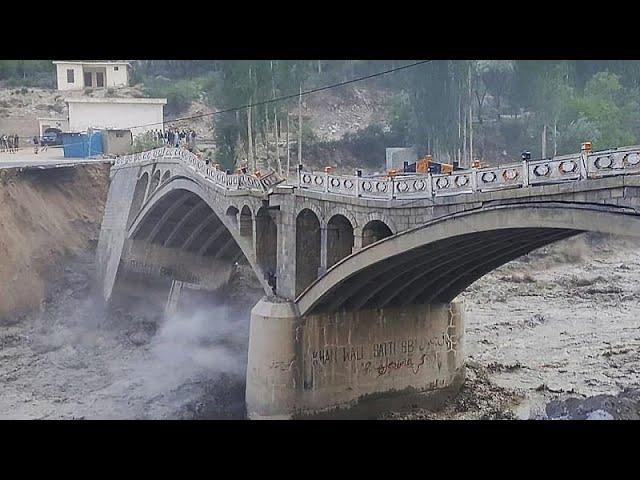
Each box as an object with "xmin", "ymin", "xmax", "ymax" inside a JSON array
[{"xmin": 246, "ymin": 299, "xmax": 465, "ymax": 419}]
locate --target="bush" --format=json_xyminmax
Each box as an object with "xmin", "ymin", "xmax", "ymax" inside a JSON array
[{"xmin": 132, "ymin": 132, "xmax": 163, "ymax": 153}]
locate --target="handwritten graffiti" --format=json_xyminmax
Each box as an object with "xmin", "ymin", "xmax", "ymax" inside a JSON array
[
  {"xmin": 308, "ymin": 329, "xmax": 458, "ymax": 382},
  {"xmin": 375, "ymin": 352, "xmax": 429, "ymax": 377}
]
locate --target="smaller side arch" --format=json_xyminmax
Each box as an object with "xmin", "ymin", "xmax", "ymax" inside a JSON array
[
  {"xmin": 362, "ymin": 219, "xmax": 393, "ymax": 247},
  {"xmin": 127, "ymin": 171, "xmax": 149, "ymax": 228},
  {"xmin": 325, "ymin": 206, "xmax": 357, "ymax": 230},
  {"xmin": 226, "ymin": 205, "xmax": 239, "ymax": 227},
  {"xmin": 149, "ymin": 169, "xmax": 161, "ymax": 194},
  {"xmin": 327, "ymin": 214, "xmax": 355, "ymax": 268},
  {"xmin": 295, "ymin": 203, "xmax": 324, "ymax": 226},
  {"xmin": 296, "ymin": 208, "xmax": 322, "ymax": 296},
  {"xmin": 240, "ymin": 205, "xmax": 253, "ymax": 241},
  {"xmin": 358, "ymin": 212, "xmax": 397, "ymax": 234},
  {"xmin": 161, "ymin": 170, "xmax": 171, "ymax": 184}
]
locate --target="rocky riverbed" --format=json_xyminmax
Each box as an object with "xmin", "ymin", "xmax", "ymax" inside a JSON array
[{"xmin": 1, "ymin": 233, "xmax": 639, "ymax": 420}]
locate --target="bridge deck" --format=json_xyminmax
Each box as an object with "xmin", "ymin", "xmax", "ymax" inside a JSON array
[{"xmin": 0, "ymin": 147, "xmax": 113, "ymax": 170}]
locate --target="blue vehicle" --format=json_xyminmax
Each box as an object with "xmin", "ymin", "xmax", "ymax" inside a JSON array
[{"xmin": 41, "ymin": 128, "xmax": 63, "ymax": 146}]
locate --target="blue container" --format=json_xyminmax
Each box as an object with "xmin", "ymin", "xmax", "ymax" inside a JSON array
[{"xmin": 62, "ymin": 131, "xmax": 103, "ymax": 158}]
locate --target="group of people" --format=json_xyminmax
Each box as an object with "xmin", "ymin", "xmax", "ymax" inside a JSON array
[
  {"xmin": 1, "ymin": 134, "xmax": 19, "ymax": 153},
  {"xmin": 150, "ymin": 128, "xmax": 197, "ymax": 151}
]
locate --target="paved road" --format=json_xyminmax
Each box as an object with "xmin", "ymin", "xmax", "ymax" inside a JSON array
[{"xmin": 0, "ymin": 147, "xmax": 113, "ymax": 170}]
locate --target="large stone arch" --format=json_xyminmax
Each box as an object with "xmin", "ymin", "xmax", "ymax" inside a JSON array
[
  {"xmin": 295, "ymin": 202, "xmax": 640, "ymax": 316},
  {"xmin": 126, "ymin": 176, "xmax": 272, "ymax": 295},
  {"xmin": 296, "ymin": 208, "xmax": 322, "ymax": 296}
]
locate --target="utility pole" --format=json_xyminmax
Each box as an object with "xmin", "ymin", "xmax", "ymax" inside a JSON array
[
  {"xmin": 286, "ymin": 113, "xmax": 291, "ymax": 179},
  {"xmin": 274, "ymin": 110, "xmax": 282, "ymax": 176},
  {"xmin": 468, "ymin": 62, "xmax": 473, "ymax": 167},
  {"xmin": 247, "ymin": 68, "xmax": 254, "ymax": 172},
  {"xmin": 298, "ymin": 84, "xmax": 303, "ymax": 168},
  {"xmin": 248, "ymin": 99, "xmax": 254, "ymax": 172}
]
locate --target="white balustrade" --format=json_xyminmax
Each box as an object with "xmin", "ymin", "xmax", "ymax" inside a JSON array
[
  {"xmin": 117, "ymin": 145, "xmax": 640, "ymax": 200},
  {"xmin": 113, "ymin": 147, "xmax": 278, "ymax": 193}
]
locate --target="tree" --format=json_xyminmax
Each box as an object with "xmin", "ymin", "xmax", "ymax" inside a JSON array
[
  {"xmin": 567, "ymin": 71, "xmax": 640, "ymax": 150},
  {"xmin": 476, "ymin": 60, "xmax": 515, "ymax": 121}
]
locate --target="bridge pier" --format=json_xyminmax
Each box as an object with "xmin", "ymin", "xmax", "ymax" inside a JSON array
[{"xmin": 245, "ymin": 299, "xmax": 466, "ymax": 419}]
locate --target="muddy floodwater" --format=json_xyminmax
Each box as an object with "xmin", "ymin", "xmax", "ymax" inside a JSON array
[{"xmin": 1, "ymin": 233, "xmax": 639, "ymax": 419}]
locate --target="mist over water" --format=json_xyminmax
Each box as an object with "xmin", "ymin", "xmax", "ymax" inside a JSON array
[{"xmin": 0, "ymin": 252, "xmax": 253, "ymax": 419}]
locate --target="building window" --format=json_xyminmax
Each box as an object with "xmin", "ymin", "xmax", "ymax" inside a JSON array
[
  {"xmin": 84, "ymin": 72, "xmax": 92, "ymax": 87},
  {"xmin": 114, "ymin": 66, "xmax": 119, "ymax": 71},
  {"xmin": 96, "ymin": 72, "xmax": 104, "ymax": 88},
  {"xmin": 67, "ymin": 69, "xmax": 75, "ymax": 83}
]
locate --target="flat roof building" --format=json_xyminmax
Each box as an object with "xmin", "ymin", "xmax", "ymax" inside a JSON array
[
  {"xmin": 66, "ymin": 97, "xmax": 166, "ymax": 137},
  {"xmin": 53, "ymin": 61, "xmax": 131, "ymax": 91}
]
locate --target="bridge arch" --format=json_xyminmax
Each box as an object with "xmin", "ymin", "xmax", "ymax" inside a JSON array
[
  {"xmin": 327, "ymin": 214, "xmax": 354, "ymax": 268},
  {"xmin": 239, "ymin": 205, "xmax": 253, "ymax": 242},
  {"xmin": 296, "ymin": 208, "xmax": 322, "ymax": 296},
  {"xmin": 127, "ymin": 176, "xmax": 272, "ymax": 295},
  {"xmin": 226, "ymin": 205, "xmax": 239, "ymax": 227},
  {"xmin": 149, "ymin": 169, "xmax": 161, "ymax": 195},
  {"xmin": 161, "ymin": 170, "xmax": 171, "ymax": 184},
  {"xmin": 295, "ymin": 203, "xmax": 640, "ymax": 316},
  {"xmin": 127, "ymin": 171, "xmax": 149, "ymax": 228},
  {"xmin": 361, "ymin": 219, "xmax": 393, "ymax": 247},
  {"xmin": 326, "ymin": 206, "xmax": 357, "ymax": 230},
  {"xmin": 359, "ymin": 212, "xmax": 397, "ymax": 234},
  {"xmin": 255, "ymin": 206, "xmax": 278, "ymax": 289}
]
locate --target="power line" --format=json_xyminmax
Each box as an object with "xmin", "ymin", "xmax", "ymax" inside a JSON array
[
  {"xmin": 159, "ymin": 60, "xmax": 433, "ymax": 129},
  {"xmin": 7, "ymin": 60, "xmax": 433, "ymax": 140}
]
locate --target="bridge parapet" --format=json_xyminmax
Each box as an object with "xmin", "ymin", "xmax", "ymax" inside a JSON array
[
  {"xmin": 114, "ymin": 147, "xmax": 283, "ymax": 193},
  {"xmin": 298, "ymin": 146, "xmax": 640, "ymax": 200}
]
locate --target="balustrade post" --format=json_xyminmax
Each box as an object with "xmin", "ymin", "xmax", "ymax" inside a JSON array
[
  {"xmin": 470, "ymin": 169, "xmax": 478, "ymax": 192},
  {"xmin": 356, "ymin": 169, "xmax": 362, "ymax": 197},
  {"xmin": 579, "ymin": 152, "xmax": 588, "ymax": 180},
  {"xmin": 390, "ymin": 177, "xmax": 395, "ymax": 200},
  {"xmin": 324, "ymin": 172, "xmax": 329, "ymax": 193},
  {"xmin": 427, "ymin": 173, "xmax": 433, "ymax": 197},
  {"xmin": 298, "ymin": 164, "xmax": 303, "ymax": 188},
  {"xmin": 522, "ymin": 160, "xmax": 529, "ymax": 187}
]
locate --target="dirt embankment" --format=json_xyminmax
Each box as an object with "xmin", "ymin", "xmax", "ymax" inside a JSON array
[{"xmin": 0, "ymin": 165, "xmax": 110, "ymax": 319}]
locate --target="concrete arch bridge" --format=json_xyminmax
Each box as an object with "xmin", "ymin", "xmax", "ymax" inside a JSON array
[{"xmin": 96, "ymin": 145, "xmax": 640, "ymax": 418}]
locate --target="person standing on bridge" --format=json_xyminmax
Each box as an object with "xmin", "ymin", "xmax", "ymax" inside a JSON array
[{"xmin": 33, "ymin": 135, "xmax": 39, "ymax": 154}]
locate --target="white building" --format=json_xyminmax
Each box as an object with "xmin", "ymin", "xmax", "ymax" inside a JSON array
[
  {"xmin": 66, "ymin": 97, "xmax": 166, "ymax": 137},
  {"xmin": 53, "ymin": 61, "xmax": 131, "ymax": 91}
]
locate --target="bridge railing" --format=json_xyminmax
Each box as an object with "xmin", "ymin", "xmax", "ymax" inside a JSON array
[
  {"xmin": 114, "ymin": 147, "xmax": 283, "ymax": 193},
  {"xmin": 298, "ymin": 146, "xmax": 640, "ymax": 200}
]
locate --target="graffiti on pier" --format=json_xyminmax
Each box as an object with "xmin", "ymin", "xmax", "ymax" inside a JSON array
[{"xmin": 307, "ymin": 325, "xmax": 457, "ymax": 381}]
